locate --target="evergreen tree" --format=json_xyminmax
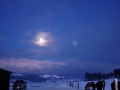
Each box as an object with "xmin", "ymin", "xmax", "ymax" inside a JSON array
[
  {"xmin": 84, "ymin": 68, "xmax": 120, "ymax": 80},
  {"xmin": 97, "ymin": 73, "xmax": 102, "ymax": 80},
  {"xmin": 85, "ymin": 72, "xmax": 90, "ymax": 80},
  {"xmin": 117, "ymin": 68, "xmax": 120, "ymax": 78},
  {"xmin": 114, "ymin": 69, "xmax": 118, "ymax": 78},
  {"xmin": 110, "ymin": 72, "xmax": 114, "ymax": 78}
]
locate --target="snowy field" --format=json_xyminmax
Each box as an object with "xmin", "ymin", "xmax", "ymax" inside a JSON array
[{"xmin": 9, "ymin": 78, "xmax": 115, "ymax": 90}]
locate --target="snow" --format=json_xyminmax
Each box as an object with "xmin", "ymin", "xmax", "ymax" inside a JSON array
[
  {"xmin": 52, "ymin": 75, "xmax": 60, "ymax": 78},
  {"xmin": 9, "ymin": 78, "xmax": 115, "ymax": 90},
  {"xmin": 39, "ymin": 74, "xmax": 52, "ymax": 78},
  {"xmin": 39, "ymin": 74, "xmax": 66, "ymax": 79},
  {"xmin": 11, "ymin": 73, "xmax": 23, "ymax": 76}
]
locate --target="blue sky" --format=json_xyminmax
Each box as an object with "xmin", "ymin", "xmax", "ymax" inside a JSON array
[{"xmin": 0, "ymin": 0, "xmax": 120, "ymax": 77}]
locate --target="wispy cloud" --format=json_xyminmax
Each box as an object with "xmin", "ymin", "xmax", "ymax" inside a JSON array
[{"xmin": 0, "ymin": 58, "xmax": 66, "ymax": 74}]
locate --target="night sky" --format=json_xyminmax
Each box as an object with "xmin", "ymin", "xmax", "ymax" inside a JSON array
[{"xmin": 0, "ymin": 0, "xmax": 120, "ymax": 77}]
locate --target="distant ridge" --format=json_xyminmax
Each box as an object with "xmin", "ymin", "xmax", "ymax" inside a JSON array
[
  {"xmin": 39, "ymin": 74, "xmax": 66, "ymax": 79},
  {"xmin": 11, "ymin": 73, "xmax": 23, "ymax": 76}
]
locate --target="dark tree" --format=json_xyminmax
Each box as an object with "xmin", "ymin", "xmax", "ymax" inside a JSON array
[
  {"xmin": 114, "ymin": 69, "xmax": 118, "ymax": 78},
  {"xmin": 85, "ymin": 72, "xmax": 90, "ymax": 80},
  {"xmin": 84, "ymin": 68, "xmax": 120, "ymax": 80},
  {"xmin": 117, "ymin": 68, "xmax": 120, "ymax": 78},
  {"xmin": 110, "ymin": 72, "xmax": 114, "ymax": 78},
  {"xmin": 97, "ymin": 73, "xmax": 102, "ymax": 80}
]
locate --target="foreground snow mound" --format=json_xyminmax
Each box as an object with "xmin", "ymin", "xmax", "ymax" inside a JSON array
[{"xmin": 9, "ymin": 78, "xmax": 115, "ymax": 90}]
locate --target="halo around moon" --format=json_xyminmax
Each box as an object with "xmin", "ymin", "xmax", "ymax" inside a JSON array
[{"xmin": 33, "ymin": 32, "xmax": 52, "ymax": 47}]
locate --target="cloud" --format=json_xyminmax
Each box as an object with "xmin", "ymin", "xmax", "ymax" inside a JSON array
[{"xmin": 0, "ymin": 58, "xmax": 66, "ymax": 74}]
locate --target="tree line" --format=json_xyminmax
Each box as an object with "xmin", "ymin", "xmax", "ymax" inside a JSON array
[{"xmin": 85, "ymin": 68, "xmax": 120, "ymax": 81}]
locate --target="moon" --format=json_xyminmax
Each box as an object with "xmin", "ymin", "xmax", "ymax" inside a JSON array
[
  {"xmin": 39, "ymin": 38, "xmax": 47, "ymax": 45},
  {"xmin": 39, "ymin": 38, "xmax": 45, "ymax": 43},
  {"xmin": 33, "ymin": 32, "xmax": 53, "ymax": 47}
]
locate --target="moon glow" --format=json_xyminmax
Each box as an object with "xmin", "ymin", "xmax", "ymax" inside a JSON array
[
  {"xmin": 33, "ymin": 32, "xmax": 53, "ymax": 47},
  {"xmin": 39, "ymin": 38, "xmax": 47, "ymax": 45}
]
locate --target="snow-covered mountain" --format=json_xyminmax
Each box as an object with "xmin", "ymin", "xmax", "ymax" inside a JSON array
[
  {"xmin": 39, "ymin": 74, "xmax": 52, "ymax": 78},
  {"xmin": 11, "ymin": 73, "xmax": 23, "ymax": 76},
  {"xmin": 39, "ymin": 74, "xmax": 66, "ymax": 79},
  {"xmin": 10, "ymin": 73, "xmax": 66, "ymax": 82}
]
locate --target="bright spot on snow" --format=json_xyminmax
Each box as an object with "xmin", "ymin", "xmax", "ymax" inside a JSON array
[{"xmin": 72, "ymin": 40, "xmax": 78, "ymax": 46}]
